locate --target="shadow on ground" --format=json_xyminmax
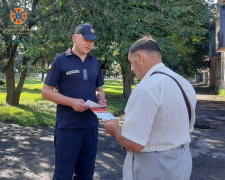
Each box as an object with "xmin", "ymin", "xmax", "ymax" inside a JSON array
[
  {"xmin": 0, "ymin": 123, "xmax": 55, "ymax": 180},
  {"xmin": 190, "ymin": 86, "xmax": 225, "ymax": 180},
  {"xmin": 0, "ymin": 122, "xmax": 125, "ymax": 180},
  {"xmin": 0, "ymin": 86, "xmax": 224, "ymax": 180}
]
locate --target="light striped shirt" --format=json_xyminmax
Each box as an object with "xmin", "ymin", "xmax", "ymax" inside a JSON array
[{"xmin": 121, "ymin": 63, "xmax": 197, "ymax": 152}]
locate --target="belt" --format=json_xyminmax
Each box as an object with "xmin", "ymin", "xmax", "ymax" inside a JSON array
[
  {"xmin": 122, "ymin": 144, "xmax": 189, "ymax": 152},
  {"xmin": 155, "ymin": 144, "xmax": 188, "ymax": 153}
]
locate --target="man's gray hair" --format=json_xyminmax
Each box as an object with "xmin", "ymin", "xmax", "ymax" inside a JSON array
[{"xmin": 129, "ymin": 36, "xmax": 161, "ymax": 55}]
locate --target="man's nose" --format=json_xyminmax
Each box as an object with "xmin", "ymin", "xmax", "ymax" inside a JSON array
[{"xmin": 87, "ymin": 40, "xmax": 94, "ymax": 44}]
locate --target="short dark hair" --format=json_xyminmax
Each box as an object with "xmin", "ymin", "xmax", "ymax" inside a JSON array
[{"xmin": 129, "ymin": 36, "xmax": 161, "ymax": 55}]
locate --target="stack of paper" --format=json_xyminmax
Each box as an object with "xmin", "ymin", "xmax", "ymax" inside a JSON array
[{"xmin": 85, "ymin": 100, "xmax": 116, "ymax": 121}]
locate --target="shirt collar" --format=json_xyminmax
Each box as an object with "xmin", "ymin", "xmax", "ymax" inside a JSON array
[
  {"xmin": 65, "ymin": 48, "xmax": 73, "ymax": 56},
  {"xmin": 64, "ymin": 48, "xmax": 91, "ymax": 57},
  {"xmin": 142, "ymin": 62, "xmax": 165, "ymax": 80}
]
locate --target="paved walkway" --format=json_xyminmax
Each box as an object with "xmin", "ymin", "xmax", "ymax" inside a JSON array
[
  {"xmin": 0, "ymin": 122, "xmax": 126, "ymax": 180},
  {"xmin": 190, "ymin": 87, "xmax": 225, "ymax": 180},
  {"xmin": 0, "ymin": 86, "xmax": 225, "ymax": 180}
]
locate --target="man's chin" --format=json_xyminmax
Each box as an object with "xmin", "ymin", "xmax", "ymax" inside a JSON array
[{"xmin": 84, "ymin": 48, "xmax": 92, "ymax": 53}]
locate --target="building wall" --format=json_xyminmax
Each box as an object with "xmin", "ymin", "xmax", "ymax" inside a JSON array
[
  {"xmin": 209, "ymin": 57, "xmax": 218, "ymax": 87},
  {"xmin": 219, "ymin": 52, "xmax": 225, "ymax": 89},
  {"xmin": 214, "ymin": 53, "xmax": 225, "ymax": 91},
  {"xmin": 219, "ymin": 5, "xmax": 225, "ymax": 51},
  {"xmin": 209, "ymin": 4, "xmax": 225, "ymax": 91}
]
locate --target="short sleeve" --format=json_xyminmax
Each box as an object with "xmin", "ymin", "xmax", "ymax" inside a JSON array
[
  {"xmin": 121, "ymin": 89, "xmax": 158, "ymax": 146},
  {"xmin": 44, "ymin": 58, "xmax": 61, "ymax": 87}
]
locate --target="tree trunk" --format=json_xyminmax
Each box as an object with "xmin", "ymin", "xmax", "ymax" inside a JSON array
[
  {"xmin": 42, "ymin": 71, "xmax": 44, "ymax": 82},
  {"xmin": 5, "ymin": 44, "xmax": 28, "ymax": 106},
  {"xmin": 5, "ymin": 44, "xmax": 17, "ymax": 105},
  {"xmin": 120, "ymin": 62, "xmax": 132, "ymax": 100},
  {"xmin": 41, "ymin": 60, "xmax": 45, "ymax": 82},
  {"xmin": 15, "ymin": 56, "xmax": 28, "ymax": 105}
]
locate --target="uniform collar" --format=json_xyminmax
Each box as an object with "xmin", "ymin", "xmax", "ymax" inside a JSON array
[
  {"xmin": 142, "ymin": 63, "xmax": 165, "ymax": 80},
  {"xmin": 65, "ymin": 48, "xmax": 91, "ymax": 57},
  {"xmin": 65, "ymin": 48, "xmax": 73, "ymax": 56}
]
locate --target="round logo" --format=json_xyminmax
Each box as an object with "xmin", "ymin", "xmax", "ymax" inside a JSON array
[
  {"xmin": 90, "ymin": 28, "xmax": 95, "ymax": 33},
  {"xmin": 16, "ymin": 13, "xmax": 22, "ymax": 19}
]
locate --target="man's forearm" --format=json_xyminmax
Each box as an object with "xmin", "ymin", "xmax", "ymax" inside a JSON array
[
  {"xmin": 96, "ymin": 87, "xmax": 105, "ymax": 101},
  {"xmin": 42, "ymin": 86, "xmax": 74, "ymax": 107},
  {"xmin": 104, "ymin": 120, "xmax": 144, "ymax": 152},
  {"xmin": 42, "ymin": 84, "xmax": 89, "ymax": 112},
  {"xmin": 114, "ymin": 129, "xmax": 144, "ymax": 152}
]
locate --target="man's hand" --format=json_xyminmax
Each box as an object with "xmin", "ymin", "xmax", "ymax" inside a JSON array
[
  {"xmin": 71, "ymin": 99, "xmax": 89, "ymax": 112},
  {"xmin": 104, "ymin": 119, "xmax": 145, "ymax": 152},
  {"xmin": 98, "ymin": 98, "xmax": 107, "ymax": 107},
  {"xmin": 104, "ymin": 119, "xmax": 120, "ymax": 136}
]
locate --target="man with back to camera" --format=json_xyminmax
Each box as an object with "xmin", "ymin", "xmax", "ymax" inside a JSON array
[
  {"xmin": 104, "ymin": 36, "xmax": 197, "ymax": 180},
  {"xmin": 42, "ymin": 23, "xmax": 107, "ymax": 180}
]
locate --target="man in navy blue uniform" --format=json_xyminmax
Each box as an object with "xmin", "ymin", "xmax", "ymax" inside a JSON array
[{"xmin": 42, "ymin": 23, "xmax": 107, "ymax": 180}]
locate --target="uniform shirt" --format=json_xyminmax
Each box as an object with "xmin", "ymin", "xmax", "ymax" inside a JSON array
[
  {"xmin": 45, "ymin": 48, "xmax": 104, "ymax": 128},
  {"xmin": 121, "ymin": 63, "xmax": 197, "ymax": 152}
]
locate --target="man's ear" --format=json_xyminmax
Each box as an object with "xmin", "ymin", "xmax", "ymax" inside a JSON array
[
  {"xmin": 136, "ymin": 52, "xmax": 144, "ymax": 64},
  {"xmin": 72, "ymin": 34, "xmax": 77, "ymax": 43}
]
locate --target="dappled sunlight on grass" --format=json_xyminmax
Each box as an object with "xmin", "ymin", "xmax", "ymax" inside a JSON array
[
  {"xmin": 0, "ymin": 80, "xmax": 55, "ymax": 126},
  {"xmin": 103, "ymin": 85, "xmax": 123, "ymax": 89},
  {"xmin": 104, "ymin": 88, "xmax": 123, "ymax": 95},
  {"xmin": 104, "ymin": 79, "xmax": 123, "ymax": 85},
  {"xmin": 23, "ymin": 83, "xmax": 43, "ymax": 89},
  {"xmin": 0, "ymin": 102, "xmax": 56, "ymax": 126},
  {"xmin": 15, "ymin": 78, "xmax": 44, "ymax": 85},
  {"xmin": 0, "ymin": 92, "xmax": 6, "ymax": 102},
  {"xmin": 104, "ymin": 79, "xmax": 124, "ymax": 95},
  {"xmin": 20, "ymin": 92, "xmax": 42, "ymax": 103},
  {"xmin": 0, "ymin": 78, "xmax": 131, "ymax": 126}
]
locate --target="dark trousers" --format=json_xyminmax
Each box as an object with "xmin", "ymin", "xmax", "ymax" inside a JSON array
[{"xmin": 53, "ymin": 126, "xmax": 98, "ymax": 180}]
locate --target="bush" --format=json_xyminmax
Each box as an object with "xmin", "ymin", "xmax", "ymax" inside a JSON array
[{"xmin": 0, "ymin": 80, "xmax": 5, "ymax": 85}]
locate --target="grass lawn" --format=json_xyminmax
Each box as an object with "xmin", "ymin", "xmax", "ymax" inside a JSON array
[
  {"xmin": 219, "ymin": 89, "xmax": 225, "ymax": 98},
  {"xmin": 0, "ymin": 78, "xmax": 131, "ymax": 127}
]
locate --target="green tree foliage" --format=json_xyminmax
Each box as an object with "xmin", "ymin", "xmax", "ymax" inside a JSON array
[
  {"xmin": 0, "ymin": 0, "xmax": 41, "ymax": 106},
  {"xmin": 0, "ymin": 0, "xmax": 77, "ymax": 105},
  {"xmin": 62, "ymin": 0, "xmax": 213, "ymax": 98},
  {"xmin": 0, "ymin": 0, "xmax": 214, "ymax": 105}
]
